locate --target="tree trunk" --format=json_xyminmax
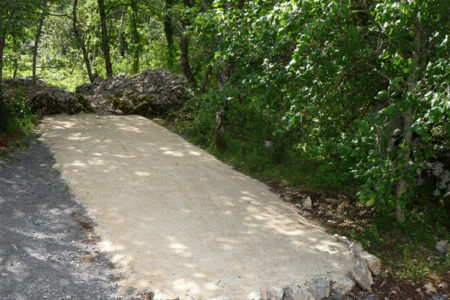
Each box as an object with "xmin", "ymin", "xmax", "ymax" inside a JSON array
[
  {"xmin": 129, "ymin": 0, "xmax": 141, "ymax": 74},
  {"xmin": 395, "ymin": 20, "xmax": 424, "ymax": 223},
  {"xmin": 199, "ymin": 65, "xmax": 212, "ymax": 93},
  {"xmin": 97, "ymin": 0, "xmax": 113, "ymax": 78},
  {"xmin": 32, "ymin": 0, "xmax": 47, "ymax": 84},
  {"xmin": 73, "ymin": 0, "xmax": 94, "ymax": 83},
  {"xmin": 0, "ymin": 35, "xmax": 6, "ymax": 133},
  {"xmin": 180, "ymin": 35, "xmax": 196, "ymax": 87},
  {"xmin": 164, "ymin": 0, "xmax": 175, "ymax": 68}
]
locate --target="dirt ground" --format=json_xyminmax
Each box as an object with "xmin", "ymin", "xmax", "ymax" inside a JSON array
[{"xmin": 38, "ymin": 113, "xmax": 357, "ymax": 299}]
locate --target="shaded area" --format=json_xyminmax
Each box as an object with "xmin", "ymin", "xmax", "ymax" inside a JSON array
[
  {"xmin": 40, "ymin": 114, "xmax": 356, "ymax": 299},
  {"xmin": 0, "ymin": 141, "xmax": 130, "ymax": 299}
]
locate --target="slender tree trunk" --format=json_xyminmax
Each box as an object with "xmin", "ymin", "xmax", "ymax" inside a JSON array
[
  {"xmin": 163, "ymin": 0, "xmax": 175, "ymax": 68},
  {"xmin": 180, "ymin": 35, "xmax": 196, "ymax": 87},
  {"xmin": 199, "ymin": 65, "xmax": 212, "ymax": 93},
  {"xmin": 32, "ymin": 0, "xmax": 47, "ymax": 84},
  {"xmin": 129, "ymin": 0, "xmax": 141, "ymax": 74},
  {"xmin": 97, "ymin": 0, "xmax": 113, "ymax": 78},
  {"xmin": 0, "ymin": 35, "xmax": 6, "ymax": 133},
  {"xmin": 73, "ymin": 0, "xmax": 94, "ymax": 83},
  {"xmin": 395, "ymin": 20, "xmax": 424, "ymax": 223}
]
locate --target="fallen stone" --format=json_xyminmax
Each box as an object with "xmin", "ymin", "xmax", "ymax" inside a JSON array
[
  {"xmin": 435, "ymin": 240, "xmax": 448, "ymax": 254},
  {"xmin": 358, "ymin": 251, "xmax": 382, "ymax": 275},
  {"xmin": 283, "ymin": 284, "xmax": 315, "ymax": 300},
  {"xmin": 331, "ymin": 277, "xmax": 355, "ymax": 295},
  {"xmin": 349, "ymin": 242, "xmax": 364, "ymax": 258},
  {"xmin": 423, "ymin": 283, "xmax": 437, "ymax": 295},
  {"xmin": 265, "ymin": 287, "xmax": 284, "ymax": 300},
  {"xmin": 338, "ymin": 236, "xmax": 351, "ymax": 246},
  {"xmin": 350, "ymin": 260, "xmax": 373, "ymax": 291},
  {"xmin": 306, "ymin": 278, "xmax": 330, "ymax": 300},
  {"xmin": 247, "ymin": 291, "xmax": 263, "ymax": 300},
  {"xmin": 302, "ymin": 197, "xmax": 312, "ymax": 210}
]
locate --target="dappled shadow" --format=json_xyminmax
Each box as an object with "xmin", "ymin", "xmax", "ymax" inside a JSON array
[
  {"xmin": 0, "ymin": 142, "xmax": 125, "ymax": 299},
  {"xmin": 39, "ymin": 113, "xmax": 355, "ymax": 299}
]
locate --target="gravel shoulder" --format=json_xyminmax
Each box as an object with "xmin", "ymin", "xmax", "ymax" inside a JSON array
[{"xmin": 0, "ymin": 140, "xmax": 133, "ymax": 299}]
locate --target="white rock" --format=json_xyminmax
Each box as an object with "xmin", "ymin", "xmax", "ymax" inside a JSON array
[
  {"xmin": 350, "ymin": 260, "xmax": 373, "ymax": 291},
  {"xmin": 264, "ymin": 141, "xmax": 273, "ymax": 148},
  {"xmin": 247, "ymin": 291, "xmax": 264, "ymax": 300},
  {"xmin": 265, "ymin": 287, "xmax": 284, "ymax": 300},
  {"xmin": 349, "ymin": 242, "xmax": 363, "ymax": 258},
  {"xmin": 423, "ymin": 283, "xmax": 437, "ymax": 295},
  {"xmin": 283, "ymin": 284, "xmax": 315, "ymax": 300},
  {"xmin": 306, "ymin": 278, "xmax": 330, "ymax": 300},
  {"xmin": 435, "ymin": 240, "xmax": 449, "ymax": 254},
  {"xmin": 208, "ymin": 296, "xmax": 230, "ymax": 300},
  {"xmin": 338, "ymin": 235, "xmax": 351, "ymax": 246},
  {"xmin": 358, "ymin": 251, "xmax": 382, "ymax": 275},
  {"xmin": 331, "ymin": 277, "xmax": 355, "ymax": 295},
  {"xmin": 302, "ymin": 197, "xmax": 312, "ymax": 210}
]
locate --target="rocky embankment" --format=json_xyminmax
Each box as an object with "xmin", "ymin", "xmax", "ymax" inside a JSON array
[
  {"xmin": 2, "ymin": 69, "xmax": 188, "ymax": 117},
  {"xmin": 75, "ymin": 69, "xmax": 188, "ymax": 116},
  {"xmin": 3, "ymin": 78, "xmax": 90, "ymax": 115}
]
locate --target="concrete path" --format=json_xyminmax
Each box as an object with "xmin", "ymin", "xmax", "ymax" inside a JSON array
[{"xmin": 39, "ymin": 113, "xmax": 356, "ymax": 299}]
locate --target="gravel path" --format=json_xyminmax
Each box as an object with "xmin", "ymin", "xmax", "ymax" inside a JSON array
[
  {"xmin": 38, "ymin": 114, "xmax": 356, "ymax": 299},
  {"xmin": 0, "ymin": 141, "xmax": 133, "ymax": 300}
]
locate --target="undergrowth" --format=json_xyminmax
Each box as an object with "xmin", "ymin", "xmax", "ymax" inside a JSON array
[{"xmin": 0, "ymin": 93, "xmax": 38, "ymax": 157}]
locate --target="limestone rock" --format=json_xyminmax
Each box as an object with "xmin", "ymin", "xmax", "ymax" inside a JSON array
[
  {"xmin": 331, "ymin": 277, "xmax": 355, "ymax": 295},
  {"xmin": 350, "ymin": 260, "xmax": 373, "ymax": 291},
  {"xmin": 3, "ymin": 78, "xmax": 91, "ymax": 116},
  {"xmin": 423, "ymin": 283, "xmax": 437, "ymax": 295},
  {"xmin": 349, "ymin": 242, "xmax": 363, "ymax": 258},
  {"xmin": 435, "ymin": 240, "xmax": 449, "ymax": 254},
  {"xmin": 283, "ymin": 284, "xmax": 315, "ymax": 300},
  {"xmin": 265, "ymin": 287, "xmax": 283, "ymax": 300},
  {"xmin": 358, "ymin": 251, "xmax": 382, "ymax": 275},
  {"xmin": 247, "ymin": 291, "xmax": 264, "ymax": 300},
  {"xmin": 306, "ymin": 278, "xmax": 330, "ymax": 300},
  {"xmin": 75, "ymin": 69, "xmax": 188, "ymax": 117},
  {"xmin": 302, "ymin": 197, "xmax": 312, "ymax": 210}
]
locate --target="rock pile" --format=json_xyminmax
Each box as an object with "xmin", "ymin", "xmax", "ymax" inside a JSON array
[
  {"xmin": 3, "ymin": 78, "xmax": 90, "ymax": 115},
  {"xmin": 75, "ymin": 69, "xmax": 188, "ymax": 116}
]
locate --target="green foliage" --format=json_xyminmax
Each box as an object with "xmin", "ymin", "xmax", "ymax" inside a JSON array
[
  {"xmin": 4, "ymin": 92, "xmax": 37, "ymax": 138},
  {"xmin": 181, "ymin": 0, "xmax": 450, "ymax": 222}
]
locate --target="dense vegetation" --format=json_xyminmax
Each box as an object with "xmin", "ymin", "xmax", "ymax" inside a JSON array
[{"xmin": 0, "ymin": 0, "xmax": 449, "ymax": 281}]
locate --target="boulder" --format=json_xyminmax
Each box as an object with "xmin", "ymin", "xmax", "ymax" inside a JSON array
[
  {"xmin": 306, "ymin": 278, "xmax": 330, "ymax": 300},
  {"xmin": 350, "ymin": 260, "xmax": 373, "ymax": 291},
  {"xmin": 302, "ymin": 197, "xmax": 312, "ymax": 210},
  {"xmin": 2, "ymin": 78, "xmax": 91, "ymax": 115},
  {"xmin": 247, "ymin": 291, "xmax": 264, "ymax": 300},
  {"xmin": 358, "ymin": 251, "xmax": 382, "ymax": 275},
  {"xmin": 283, "ymin": 284, "xmax": 315, "ymax": 300},
  {"xmin": 331, "ymin": 277, "xmax": 355, "ymax": 295},
  {"xmin": 265, "ymin": 287, "xmax": 284, "ymax": 300},
  {"xmin": 435, "ymin": 240, "xmax": 448, "ymax": 254},
  {"xmin": 75, "ymin": 69, "xmax": 188, "ymax": 117}
]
